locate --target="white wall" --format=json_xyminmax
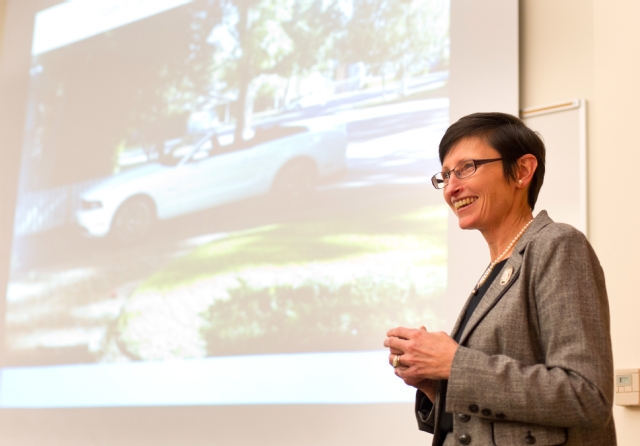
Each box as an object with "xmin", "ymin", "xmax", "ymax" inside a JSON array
[{"xmin": 520, "ymin": 1, "xmax": 640, "ymax": 445}]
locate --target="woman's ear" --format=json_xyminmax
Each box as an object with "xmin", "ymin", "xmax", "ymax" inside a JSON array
[{"xmin": 516, "ymin": 154, "xmax": 537, "ymax": 188}]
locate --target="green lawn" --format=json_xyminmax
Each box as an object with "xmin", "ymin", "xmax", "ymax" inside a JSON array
[{"xmin": 116, "ymin": 204, "xmax": 448, "ymax": 360}]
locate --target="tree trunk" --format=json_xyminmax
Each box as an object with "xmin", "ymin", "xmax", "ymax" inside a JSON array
[
  {"xmin": 282, "ymin": 72, "xmax": 295, "ymax": 110},
  {"xmin": 233, "ymin": 1, "xmax": 252, "ymax": 144},
  {"xmin": 234, "ymin": 75, "xmax": 250, "ymax": 143}
]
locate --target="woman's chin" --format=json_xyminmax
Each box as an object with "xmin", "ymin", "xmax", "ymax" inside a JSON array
[{"xmin": 456, "ymin": 213, "xmax": 478, "ymax": 230}]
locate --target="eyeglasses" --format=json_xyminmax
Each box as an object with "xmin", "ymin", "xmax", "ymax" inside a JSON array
[{"xmin": 431, "ymin": 158, "xmax": 503, "ymax": 189}]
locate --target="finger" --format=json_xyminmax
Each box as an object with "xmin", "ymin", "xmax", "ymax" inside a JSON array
[
  {"xmin": 420, "ymin": 326, "xmax": 427, "ymax": 331},
  {"xmin": 389, "ymin": 347, "xmax": 403, "ymax": 355},
  {"xmin": 388, "ymin": 353, "xmax": 402, "ymax": 367},
  {"xmin": 394, "ymin": 365, "xmax": 409, "ymax": 378},
  {"xmin": 384, "ymin": 336, "xmax": 407, "ymax": 352},
  {"xmin": 386, "ymin": 326, "xmax": 415, "ymax": 339}
]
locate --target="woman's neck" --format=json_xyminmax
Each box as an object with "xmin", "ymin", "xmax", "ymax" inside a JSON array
[{"xmin": 482, "ymin": 211, "xmax": 534, "ymax": 262}]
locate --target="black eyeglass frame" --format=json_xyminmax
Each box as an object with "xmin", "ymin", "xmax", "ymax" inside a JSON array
[{"xmin": 431, "ymin": 158, "xmax": 503, "ymax": 189}]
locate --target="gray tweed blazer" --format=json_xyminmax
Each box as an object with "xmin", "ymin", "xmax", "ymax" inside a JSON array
[{"xmin": 416, "ymin": 211, "xmax": 616, "ymax": 446}]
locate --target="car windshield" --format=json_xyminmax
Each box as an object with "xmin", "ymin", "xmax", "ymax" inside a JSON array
[
  {"xmin": 227, "ymin": 125, "xmax": 308, "ymax": 152},
  {"xmin": 162, "ymin": 125, "xmax": 309, "ymax": 165},
  {"xmin": 158, "ymin": 133, "xmax": 208, "ymax": 166}
]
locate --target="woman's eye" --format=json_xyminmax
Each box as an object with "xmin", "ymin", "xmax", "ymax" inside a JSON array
[{"xmin": 460, "ymin": 162, "xmax": 474, "ymax": 172}]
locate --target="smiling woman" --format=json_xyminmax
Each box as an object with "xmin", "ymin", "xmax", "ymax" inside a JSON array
[
  {"xmin": 439, "ymin": 136, "xmax": 536, "ymax": 235},
  {"xmin": 385, "ymin": 113, "xmax": 616, "ymax": 446}
]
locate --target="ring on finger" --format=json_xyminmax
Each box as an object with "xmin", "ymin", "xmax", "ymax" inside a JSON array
[{"xmin": 392, "ymin": 354, "xmax": 402, "ymax": 368}]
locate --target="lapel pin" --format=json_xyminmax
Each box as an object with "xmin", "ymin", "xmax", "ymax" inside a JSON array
[{"xmin": 500, "ymin": 266, "xmax": 513, "ymax": 285}]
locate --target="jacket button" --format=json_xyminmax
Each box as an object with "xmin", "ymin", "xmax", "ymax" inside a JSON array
[
  {"xmin": 495, "ymin": 412, "xmax": 506, "ymax": 420},
  {"xmin": 458, "ymin": 434, "xmax": 471, "ymax": 445},
  {"xmin": 468, "ymin": 404, "xmax": 479, "ymax": 413},
  {"xmin": 457, "ymin": 413, "xmax": 471, "ymax": 422},
  {"xmin": 481, "ymin": 408, "xmax": 492, "ymax": 416},
  {"xmin": 525, "ymin": 433, "xmax": 536, "ymax": 444}
]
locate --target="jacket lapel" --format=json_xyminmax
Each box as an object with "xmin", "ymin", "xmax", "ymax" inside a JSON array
[
  {"xmin": 454, "ymin": 211, "xmax": 554, "ymax": 345},
  {"xmin": 456, "ymin": 255, "xmax": 523, "ymax": 344}
]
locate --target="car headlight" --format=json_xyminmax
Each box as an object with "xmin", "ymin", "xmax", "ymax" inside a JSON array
[{"xmin": 80, "ymin": 199, "xmax": 103, "ymax": 210}]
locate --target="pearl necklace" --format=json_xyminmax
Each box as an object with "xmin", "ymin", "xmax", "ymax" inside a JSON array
[{"xmin": 472, "ymin": 219, "xmax": 534, "ymax": 294}]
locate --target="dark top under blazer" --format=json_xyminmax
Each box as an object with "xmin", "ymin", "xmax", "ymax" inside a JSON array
[{"xmin": 415, "ymin": 211, "xmax": 616, "ymax": 446}]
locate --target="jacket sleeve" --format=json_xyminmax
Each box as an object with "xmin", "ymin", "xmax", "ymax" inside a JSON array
[
  {"xmin": 415, "ymin": 389, "xmax": 436, "ymax": 433},
  {"xmin": 444, "ymin": 226, "xmax": 614, "ymax": 428}
]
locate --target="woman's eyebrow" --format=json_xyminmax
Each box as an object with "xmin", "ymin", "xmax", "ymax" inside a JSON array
[{"xmin": 442, "ymin": 158, "xmax": 472, "ymax": 171}]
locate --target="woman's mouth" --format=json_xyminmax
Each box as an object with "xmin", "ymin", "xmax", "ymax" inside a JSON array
[{"xmin": 453, "ymin": 197, "xmax": 477, "ymax": 210}]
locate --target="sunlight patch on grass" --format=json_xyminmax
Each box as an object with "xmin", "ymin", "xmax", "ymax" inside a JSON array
[
  {"xmin": 114, "ymin": 204, "xmax": 450, "ymax": 360},
  {"xmin": 399, "ymin": 204, "xmax": 449, "ymax": 223},
  {"xmin": 322, "ymin": 233, "xmax": 444, "ymax": 259},
  {"xmin": 140, "ymin": 205, "xmax": 449, "ymax": 292}
]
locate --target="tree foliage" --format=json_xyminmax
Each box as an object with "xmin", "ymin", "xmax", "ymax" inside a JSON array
[
  {"xmin": 29, "ymin": 0, "xmax": 449, "ymax": 188},
  {"xmin": 204, "ymin": 0, "xmax": 345, "ymax": 141},
  {"xmin": 341, "ymin": 0, "xmax": 449, "ymax": 80}
]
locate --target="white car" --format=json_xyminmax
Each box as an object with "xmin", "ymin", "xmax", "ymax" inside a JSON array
[{"xmin": 76, "ymin": 123, "xmax": 347, "ymax": 242}]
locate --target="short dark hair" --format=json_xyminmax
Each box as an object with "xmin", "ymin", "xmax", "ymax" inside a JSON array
[{"xmin": 439, "ymin": 112, "xmax": 546, "ymax": 210}]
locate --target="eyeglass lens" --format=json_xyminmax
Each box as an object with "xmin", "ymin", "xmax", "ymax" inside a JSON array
[
  {"xmin": 431, "ymin": 158, "xmax": 503, "ymax": 189},
  {"xmin": 431, "ymin": 160, "xmax": 477, "ymax": 189}
]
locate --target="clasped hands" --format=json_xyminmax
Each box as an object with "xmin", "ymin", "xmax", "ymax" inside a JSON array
[{"xmin": 384, "ymin": 326, "xmax": 459, "ymax": 401}]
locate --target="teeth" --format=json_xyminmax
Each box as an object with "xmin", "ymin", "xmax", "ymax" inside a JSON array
[{"xmin": 454, "ymin": 197, "xmax": 477, "ymax": 209}]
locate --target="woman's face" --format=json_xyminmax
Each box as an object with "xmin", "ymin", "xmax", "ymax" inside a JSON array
[{"xmin": 442, "ymin": 136, "xmax": 518, "ymax": 231}]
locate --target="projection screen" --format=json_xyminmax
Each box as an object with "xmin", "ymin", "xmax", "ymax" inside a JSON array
[{"xmin": 0, "ymin": 0, "xmax": 517, "ymax": 444}]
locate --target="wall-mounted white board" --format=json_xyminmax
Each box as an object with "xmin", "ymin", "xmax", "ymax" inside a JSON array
[{"xmin": 521, "ymin": 99, "xmax": 587, "ymax": 235}]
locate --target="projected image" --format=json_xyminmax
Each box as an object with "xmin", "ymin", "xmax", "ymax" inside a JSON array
[{"xmin": 6, "ymin": 0, "xmax": 450, "ymax": 367}]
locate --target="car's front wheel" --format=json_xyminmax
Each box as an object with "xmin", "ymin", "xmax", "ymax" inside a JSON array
[{"xmin": 110, "ymin": 198, "xmax": 155, "ymax": 244}]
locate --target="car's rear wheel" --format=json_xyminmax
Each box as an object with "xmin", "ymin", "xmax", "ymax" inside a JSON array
[
  {"xmin": 111, "ymin": 198, "xmax": 155, "ymax": 244},
  {"xmin": 271, "ymin": 160, "xmax": 318, "ymax": 208}
]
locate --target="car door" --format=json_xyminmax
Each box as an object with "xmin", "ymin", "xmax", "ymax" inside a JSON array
[
  {"xmin": 206, "ymin": 143, "xmax": 269, "ymax": 206},
  {"xmin": 175, "ymin": 140, "xmax": 267, "ymax": 215}
]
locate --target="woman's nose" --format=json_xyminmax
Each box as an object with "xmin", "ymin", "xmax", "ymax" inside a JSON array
[{"xmin": 446, "ymin": 173, "xmax": 463, "ymax": 194}]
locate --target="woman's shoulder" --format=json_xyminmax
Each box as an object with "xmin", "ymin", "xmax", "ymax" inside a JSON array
[
  {"xmin": 525, "ymin": 213, "xmax": 598, "ymax": 263},
  {"xmin": 521, "ymin": 213, "xmax": 608, "ymax": 305},
  {"xmin": 538, "ymin": 220, "xmax": 586, "ymax": 241},
  {"xmin": 529, "ymin": 211, "xmax": 588, "ymax": 244}
]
